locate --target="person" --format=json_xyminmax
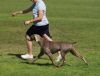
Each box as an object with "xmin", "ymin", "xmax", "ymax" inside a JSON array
[{"xmin": 12, "ymin": 0, "xmax": 62, "ymax": 61}]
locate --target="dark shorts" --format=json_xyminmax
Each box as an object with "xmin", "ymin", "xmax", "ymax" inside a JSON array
[{"xmin": 26, "ymin": 24, "xmax": 51, "ymax": 37}]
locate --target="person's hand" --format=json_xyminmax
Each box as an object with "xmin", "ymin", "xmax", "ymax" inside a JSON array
[
  {"xmin": 11, "ymin": 11, "xmax": 23, "ymax": 17},
  {"xmin": 24, "ymin": 20, "xmax": 31, "ymax": 25}
]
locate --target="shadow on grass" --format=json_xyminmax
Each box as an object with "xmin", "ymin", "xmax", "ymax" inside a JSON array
[
  {"xmin": 7, "ymin": 53, "xmax": 55, "ymax": 67},
  {"xmin": 21, "ymin": 60, "xmax": 70, "ymax": 67},
  {"xmin": 7, "ymin": 53, "xmax": 22, "ymax": 59},
  {"xmin": 7, "ymin": 53, "xmax": 49, "ymax": 60},
  {"xmin": 22, "ymin": 61, "xmax": 53, "ymax": 67},
  {"xmin": 7, "ymin": 53, "xmax": 70, "ymax": 67}
]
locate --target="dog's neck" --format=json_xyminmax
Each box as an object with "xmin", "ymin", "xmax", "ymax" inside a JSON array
[
  {"xmin": 37, "ymin": 37, "xmax": 51, "ymax": 47},
  {"xmin": 37, "ymin": 37, "xmax": 45, "ymax": 47},
  {"xmin": 37, "ymin": 41, "xmax": 43, "ymax": 47}
]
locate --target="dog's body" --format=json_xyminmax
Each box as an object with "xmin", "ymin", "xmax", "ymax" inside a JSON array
[{"xmin": 33, "ymin": 35, "xmax": 88, "ymax": 67}]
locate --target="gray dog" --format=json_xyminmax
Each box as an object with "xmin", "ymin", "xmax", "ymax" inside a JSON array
[{"xmin": 32, "ymin": 35, "xmax": 88, "ymax": 67}]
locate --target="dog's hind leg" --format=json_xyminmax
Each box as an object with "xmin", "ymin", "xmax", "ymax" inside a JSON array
[{"xmin": 70, "ymin": 47, "xmax": 88, "ymax": 65}]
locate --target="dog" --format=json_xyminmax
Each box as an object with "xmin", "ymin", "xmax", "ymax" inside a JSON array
[{"xmin": 32, "ymin": 34, "xmax": 88, "ymax": 67}]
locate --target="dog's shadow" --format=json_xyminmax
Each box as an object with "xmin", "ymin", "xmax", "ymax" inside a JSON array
[
  {"xmin": 35, "ymin": 63, "xmax": 52, "ymax": 66},
  {"xmin": 22, "ymin": 61, "xmax": 53, "ymax": 67},
  {"xmin": 7, "ymin": 53, "xmax": 70, "ymax": 67}
]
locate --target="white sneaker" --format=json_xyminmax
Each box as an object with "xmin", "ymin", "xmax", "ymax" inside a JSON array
[
  {"xmin": 55, "ymin": 55, "xmax": 62, "ymax": 62},
  {"xmin": 21, "ymin": 54, "xmax": 33, "ymax": 59}
]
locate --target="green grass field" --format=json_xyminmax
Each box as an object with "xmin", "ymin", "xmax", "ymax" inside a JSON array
[{"xmin": 0, "ymin": 0, "xmax": 100, "ymax": 76}]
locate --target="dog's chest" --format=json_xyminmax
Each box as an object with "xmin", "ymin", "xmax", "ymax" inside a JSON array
[{"xmin": 50, "ymin": 48, "xmax": 60, "ymax": 54}]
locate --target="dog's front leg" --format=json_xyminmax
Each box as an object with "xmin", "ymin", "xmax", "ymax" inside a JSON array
[
  {"xmin": 58, "ymin": 51, "xmax": 66, "ymax": 67},
  {"xmin": 37, "ymin": 48, "xmax": 44, "ymax": 58},
  {"xmin": 31, "ymin": 48, "xmax": 44, "ymax": 63},
  {"xmin": 44, "ymin": 48, "xmax": 59, "ymax": 67}
]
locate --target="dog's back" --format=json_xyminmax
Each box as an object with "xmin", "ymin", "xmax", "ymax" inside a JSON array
[{"xmin": 42, "ymin": 40, "xmax": 76, "ymax": 54}]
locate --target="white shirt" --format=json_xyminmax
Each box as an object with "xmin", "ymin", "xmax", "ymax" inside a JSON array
[{"xmin": 32, "ymin": 0, "xmax": 49, "ymax": 26}]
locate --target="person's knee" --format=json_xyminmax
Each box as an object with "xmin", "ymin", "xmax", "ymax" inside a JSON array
[{"xmin": 26, "ymin": 34, "xmax": 37, "ymax": 41}]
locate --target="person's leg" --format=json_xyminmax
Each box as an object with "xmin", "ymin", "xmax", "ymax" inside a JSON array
[
  {"xmin": 21, "ymin": 25, "xmax": 36, "ymax": 59},
  {"xmin": 21, "ymin": 35, "xmax": 33, "ymax": 59},
  {"xmin": 26, "ymin": 35, "xmax": 33, "ymax": 55}
]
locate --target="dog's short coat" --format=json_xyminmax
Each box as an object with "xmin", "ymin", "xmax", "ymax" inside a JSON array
[{"xmin": 32, "ymin": 34, "xmax": 88, "ymax": 67}]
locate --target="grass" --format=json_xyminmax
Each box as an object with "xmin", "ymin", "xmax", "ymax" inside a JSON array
[{"xmin": 0, "ymin": 0, "xmax": 100, "ymax": 76}]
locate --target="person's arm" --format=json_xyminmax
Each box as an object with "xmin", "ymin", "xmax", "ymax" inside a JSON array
[
  {"xmin": 24, "ymin": 10, "xmax": 43, "ymax": 25},
  {"xmin": 12, "ymin": 5, "xmax": 33, "ymax": 16}
]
